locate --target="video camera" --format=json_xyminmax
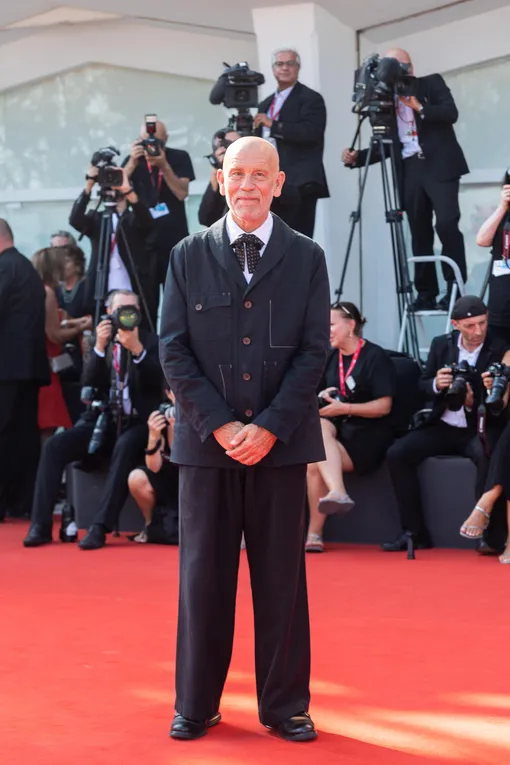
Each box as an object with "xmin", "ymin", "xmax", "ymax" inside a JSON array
[
  {"xmin": 101, "ymin": 304, "xmax": 143, "ymax": 334},
  {"xmin": 140, "ymin": 113, "xmax": 163, "ymax": 158},
  {"xmin": 352, "ymin": 54, "xmax": 415, "ymax": 134},
  {"xmin": 209, "ymin": 62, "xmax": 265, "ymax": 136},
  {"xmin": 486, "ymin": 363, "xmax": 510, "ymax": 414},
  {"xmin": 91, "ymin": 146, "xmax": 124, "ymax": 191},
  {"xmin": 444, "ymin": 361, "xmax": 476, "ymax": 412}
]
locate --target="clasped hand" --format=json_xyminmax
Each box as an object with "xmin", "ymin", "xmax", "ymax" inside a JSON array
[
  {"xmin": 318, "ymin": 387, "xmax": 351, "ymax": 418},
  {"xmin": 213, "ymin": 421, "xmax": 277, "ymax": 466}
]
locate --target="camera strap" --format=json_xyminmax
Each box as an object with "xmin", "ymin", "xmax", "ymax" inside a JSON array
[
  {"xmin": 146, "ymin": 161, "xmax": 163, "ymax": 193},
  {"xmin": 338, "ymin": 339, "xmax": 363, "ymax": 397}
]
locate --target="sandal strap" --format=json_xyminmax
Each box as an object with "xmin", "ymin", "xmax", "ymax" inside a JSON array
[{"xmin": 474, "ymin": 505, "xmax": 491, "ymax": 520}]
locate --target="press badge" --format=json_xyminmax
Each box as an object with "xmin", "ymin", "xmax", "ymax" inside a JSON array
[
  {"xmin": 346, "ymin": 376, "xmax": 356, "ymax": 392},
  {"xmin": 492, "ymin": 259, "xmax": 510, "ymax": 278},
  {"xmin": 150, "ymin": 202, "xmax": 170, "ymax": 219}
]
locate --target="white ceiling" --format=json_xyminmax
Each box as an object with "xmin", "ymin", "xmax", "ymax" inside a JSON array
[{"xmin": 0, "ymin": 0, "xmax": 508, "ymax": 42}]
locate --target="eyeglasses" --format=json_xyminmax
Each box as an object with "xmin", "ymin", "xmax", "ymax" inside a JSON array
[{"xmin": 273, "ymin": 60, "xmax": 299, "ymax": 68}]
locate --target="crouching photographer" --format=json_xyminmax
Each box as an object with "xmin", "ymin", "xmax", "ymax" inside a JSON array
[
  {"xmin": 198, "ymin": 128, "xmax": 241, "ymax": 227},
  {"xmin": 127, "ymin": 389, "xmax": 179, "ymax": 545},
  {"xmin": 459, "ymin": 354, "xmax": 510, "ymax": 561},
  {"xmin": 383, "ymin": 296, "xmax": 509, "ymax": 552},
  {"xmin": 23, "ymin": 289, "xmax": 163, "ymax": 550},
  {"xmin": 306, "ymin": 302, "xmax": 396, "ymax": 553}
]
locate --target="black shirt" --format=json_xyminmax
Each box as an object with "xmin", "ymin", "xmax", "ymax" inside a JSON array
[
  {"xmin": 488, "ymin": 218, "xmax": 510, "ymax": 327},
  {"xmin": 56, "ymin": 279, "xmax": 87, "ymax": 318},
  {"xmin": 124, "ymin": 147, "xmax": 195, "ymax": 255}
]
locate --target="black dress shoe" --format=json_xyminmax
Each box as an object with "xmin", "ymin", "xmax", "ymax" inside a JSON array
[
  {"xmin": 409, "ymin": 295, "xmax": 437, "ymax": 312},
  {"xmin": 268, "ymin": 712, "xmax": 317, "ymax": 742},
  {"xmin": 381, "ymin": 531, "xmax": 432, "ymax": 552},
  {"xmin": 169, "ymin": 712, "xmax": 221, "ymax": 740},
  {"xmin": 78, "ymin": 524, "xmax": 106, "ymax": 550},
  {"xmin": 23, "ymin": 525, "xmax": 53, "ymax": 547}
]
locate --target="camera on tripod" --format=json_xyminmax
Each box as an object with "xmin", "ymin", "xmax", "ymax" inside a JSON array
[
  {"xmin": 91, "ymin": 146, "xmax": 123, "ymax": 191},
  {"xmin": 444, "ymin": 361, "xmax": 476, "ymax": 412},
  {"xmin": 352, "ymin": 54, "xmax": 414, "ymax": 133},
  {"xmin": 140, "ymin": 114, "xmax": 163, "ymax": 157},
  {"xmin": 209, "ymin": 62, "xmax": 265, "ymax": 136},
  {"xmin": 485, "ymin": 363, "xmax": 510, "ymax": 414},
  {"xmin": 101, "ymin": 304, "xmax": 143, "ymax": 334}
]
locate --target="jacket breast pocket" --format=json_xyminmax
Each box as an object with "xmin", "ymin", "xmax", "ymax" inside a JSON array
[{"xmin": 188, "ymin": 292, "xmax": 232, "ymax": 342}]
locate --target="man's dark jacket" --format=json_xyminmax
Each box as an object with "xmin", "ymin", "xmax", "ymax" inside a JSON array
[
  {"xmin": 82, "ymin": 331, "xmax": 163, "ymax": 423},
  {"xmin": 256, "ymin": 82, "xmax": 329, "ymax": 200},
  {"xmin": 354, "ymin": 74, "xmax": 469, "ymax": 194},
  {"xmin": 69, "ymin": 192, "xmax": 158, "ymax": 323},
  {"xmin": 159, "ymin": 214, "xmax": 331, "ymax": 468},
  {"xmin": 419, "ymin": 330, "xmax": 508, "ymax": 428},
  {"xmin": 0, "ymin": 247, "xmax": 49, "ymax": 385}
]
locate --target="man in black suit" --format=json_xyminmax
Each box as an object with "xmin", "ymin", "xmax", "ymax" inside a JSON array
[
  {"xmin": 343, "ymin": 47, "xmax": 469, "ymax": 311},
  {"xmin": 254, "ymin": 48, "xmax": 329, "ymax": 238},
  {"xmin": 70, "ymin": 165, "xmax": 158, "ymax": 331},
  {"xmin": 383, "ymin": 296, "xmax": 508, "ymax": 552},
  {"xmin": 160, "ymin": 136, "xmax": 330, "ymax": 741},
  {"xmin": 23, "ymin": 290, "xmax": 163, "ymax": 549},
  {"xmin": 0, "ymin": 220, "xmax": 50, "ymax": 520},
  {"xmin": 198, "ymin": 128, "xmax": 241, "ymax": 228}
]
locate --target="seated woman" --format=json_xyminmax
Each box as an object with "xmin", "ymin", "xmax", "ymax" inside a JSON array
[
  {"xmin": 128, "ymin": 389, "xmax": 179, "ymax": 544},
  {"xmin": 460, "ymin": 353, "xmax": 510, "ymax": 563},
  {"xmin": 305, "ymin": 302, "xmax": 395, "ymax": 553},
  {"xmin": 476, "ymin": 174, "xmax": 510, "ymax": 345}
]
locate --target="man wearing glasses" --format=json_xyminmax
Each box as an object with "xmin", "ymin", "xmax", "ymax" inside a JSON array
[{"xmin": 254, "ymin": 48, "xmax": 329, "ymax": 238}]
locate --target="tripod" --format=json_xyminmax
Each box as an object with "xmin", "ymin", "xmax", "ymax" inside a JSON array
[{"xmin": 336, "ymin": 115, "xmax": 421, "ymax": 363}]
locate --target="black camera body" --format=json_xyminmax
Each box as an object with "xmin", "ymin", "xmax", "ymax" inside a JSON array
[
  {"xmin": 101, "ymin": 304, "xmax": 142, "ymax": 334},
  {"xmin": 209, "ymin": 62, "xmax": 265, "ymax": 136},
  {"xmin": 206, "ymin": 132, "xmax": 235, "ymax": 169},
  {"xmin": 352, "ymin": 54, "xmax": 415, "ymax": 133},
  {"xmin": 444, "ymin": 360, "xmax": 476, "ymax": 412},
  {"xmin": 486, "ymin": 363, "xmax": 510, "ymax": 414},
  {"xmin": 91, "ymin": 146, "xmax": 123, "ymax": 190},
  {"xmin": 158, "ymin": 403, "xmax": 176, "ymax": 422},
  {"xmin": 141, "ymin": 113, "xmax": 163, "ymax": 157},
  {"xmin": 317, "ymin": 388, "xmax": 348, "ymax": 410}
]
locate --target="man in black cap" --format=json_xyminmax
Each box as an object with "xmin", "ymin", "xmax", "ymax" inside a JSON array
[{"xmin": 382, "ymin": 295, "xmax": 508, "ymax": 551}]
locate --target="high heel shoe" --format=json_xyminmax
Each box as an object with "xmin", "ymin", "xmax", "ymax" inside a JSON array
[{"xmin": 460, "ymin": 506, "xmax": 491, "ymax": 539}]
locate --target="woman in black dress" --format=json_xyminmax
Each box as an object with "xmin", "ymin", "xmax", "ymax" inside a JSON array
[
  {"xmin": 305, "ymin": 302, "xmax": 395, "ymax": 552},
  {"xmin": 477, "ymin": 175, "xmax": 510, "ymax": 345}
]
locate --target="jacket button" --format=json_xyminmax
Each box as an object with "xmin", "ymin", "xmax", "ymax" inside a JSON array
[
  {"xmin": 242, "ymin": 337, "xmax": 251, "ymax": 345},
  {"xmin": 245, "ymin": 409, "xmax": 253, "ymax": 417},
  {"xmin": 195, "ymin": 303, "xmax": 202, "ymax": 311},
  {"xmin": 243, "ymin": 373, "xmax": 251, "ymax": 381},
  {"xmin": 244, "ymin": 300, "xmax": 252, "ymax": 309}
]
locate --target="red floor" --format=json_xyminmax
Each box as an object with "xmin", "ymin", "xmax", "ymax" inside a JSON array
[{"xmin": 1, "ymin": 519, "xmax": 510, "ymax": 765}]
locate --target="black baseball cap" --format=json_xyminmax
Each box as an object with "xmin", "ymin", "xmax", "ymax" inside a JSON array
[{"xmin": 451, "ymin": 295, "xmax": 487, "ymax": 321}]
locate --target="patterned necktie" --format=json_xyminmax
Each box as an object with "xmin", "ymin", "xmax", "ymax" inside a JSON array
[{"xmin": 231, "ymin": 234, "xmax": 264, "ymax": 274}]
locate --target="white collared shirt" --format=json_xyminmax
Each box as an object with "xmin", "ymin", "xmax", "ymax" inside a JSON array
[
  {"xmin": 395, "ymin": 98, "xmax": 422, "ymax": 159},
  {"xmin": 262, "ymin": 85, "xmax": 295, "ymax": 145},
  {"xmin": 225, "ymin": 212, "xmax": 273, "ymax": 283},
  {"xmin": 108, "ymin": 214, "xmax": 133, "ymax": 293},
  {"xmin": 433, "ymin": 335, "xmax": 484, "ymax": 428}
]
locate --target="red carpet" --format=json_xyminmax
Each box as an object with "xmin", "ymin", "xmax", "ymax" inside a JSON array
[{"xmin": 1, "ymin": 520, "xmax": 510, "ymax": 765}]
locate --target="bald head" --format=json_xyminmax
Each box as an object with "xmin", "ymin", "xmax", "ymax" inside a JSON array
[
  {"xmin": 385, "ymin": 48, "xmax": 414, "ymax": 74},
  {"xmin": 218, "ymin": 136, "xmax": 285, "ymax": 232},
  {"xmin": 139, "ymin": 119, "xmax": 168, "ymax": 144},
  {"xmin": 0, "ymin": 218, "xmax": 13, "ymax": 254}
]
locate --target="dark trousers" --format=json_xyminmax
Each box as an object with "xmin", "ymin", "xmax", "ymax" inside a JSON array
[
  {"xmin": 176, "ymin": 464, "xmax": 310, "ymax": 727},
  {"xmin": 0, "ymin": 381, "xmax": 40, "ymax": 518},
  {"xmin": 483, "ymin": 421, "xmax": 510, "ymax": 549},
  {"xmin": 488, "ymin": 325, "xmax": 510, "ymax": 346},
  {"xmin": 30, "ymin": 418, "xmax": 148, "ymax": 532},
  {"xmin": 387, "ymin": 422, "xmax": 489, "ymax": 537},
  {"xmin": 403, "ymin": 156, "xmax": 467, "ymax": 299},
  {"xmin": 272, "ymin": 194, "xmax": 318, "ymax": 238}
]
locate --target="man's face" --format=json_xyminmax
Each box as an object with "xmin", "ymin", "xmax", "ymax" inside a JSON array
[
  {"xmin": 218, "ymin": 137, "xmax": 285, "ymax": 227},
  {"xmin": 272, "ymin": 51, "xmax": 300, "ymax": 88},
  {"xmin": 453, "ymin": 314, "xmax": 488, "ymax": 347},
  {"xmin": 107, "ymin": 293, "xmax": 140, "ymax": 316}
]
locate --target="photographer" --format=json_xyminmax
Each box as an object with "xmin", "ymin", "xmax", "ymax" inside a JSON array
[
  {"xmin": 343, "ymin": 47, "xmax": 468, "ymax": 311},
  {"xmin": 198, "ymin": 128, "xmax": 240, "ymax": 227},
  {"xmin": 254, "ymin": 48, "xmax": 329, "ymax": 237},
  {"xmin": 476, "ymin": 175, "xmax": 510, "ymax": 344},
  {"xmin": 459, "ymin": 357, "xmax": 510, "ymax": 560},
  {"xmin": 123, "ymin": 118, "xmax": 195, "ymax": 287},
  {"xmin": 23, "ymin": 289, "xmax": 163, "ymax": 550},
  {"xmin": 127, "ymin": 389, "xmax": 179, "ymax": 544},
  {"xmin": 69, "ymin": 164, "xmax": 158, "ymax": 331},
  {"xmin": 306, "ymin": 302, "xmax": 395, "ymax": 553},
  {"xmin": 383, "ymin": 296, "xmax": 508, "ymax": 552}
]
